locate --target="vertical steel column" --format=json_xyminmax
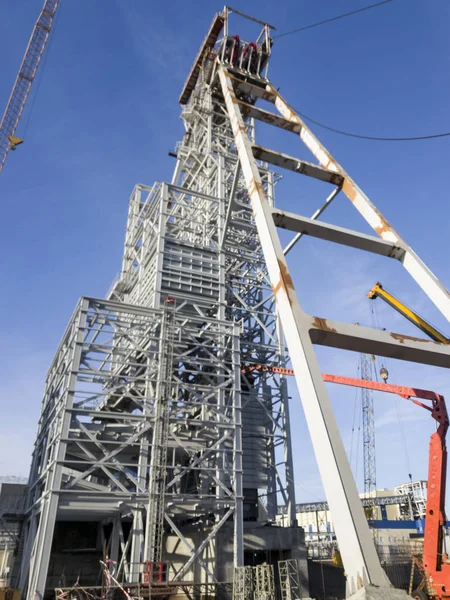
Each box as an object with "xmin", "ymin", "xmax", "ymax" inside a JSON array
[
  {"xmin": 233, "ymin": 324, "xmax": 244, "ymax": 568},
  {"xmin": 216, "ymin": 154, "xmax": 227, "ymax": 512},
  {"xmin": 153, "ymin": 184, "xmax": 169, "ymax": 309},
  {"xmin": 144, "ymin": 299, "xmax": 175, "ymax": 565},
  {"xmin": 109, "ymin": 517, "xmax": 120, "ymax": 569},
  {"xmin": 26, "ymin": 299, "xmax": 88, "ymax": 600},
  {"xmin": 129, "ymin": 508, "xmax": 144, "ymax": 582}
]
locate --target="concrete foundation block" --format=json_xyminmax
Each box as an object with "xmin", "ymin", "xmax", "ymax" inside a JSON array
[{"xmin": 348, "ymin": 585, "xmax": 414, "ymax": 600}]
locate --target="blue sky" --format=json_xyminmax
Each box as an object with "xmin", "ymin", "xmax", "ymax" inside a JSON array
[{"xmin": 1, "ymin": 0, "xmax": 450, "ymax": 505}]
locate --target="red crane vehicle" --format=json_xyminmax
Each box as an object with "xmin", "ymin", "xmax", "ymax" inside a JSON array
[
  {"xmin": 242, "ymin": 363, "xmax": 450, "ymax": 599},
  {"xmin": 324, "ymin": 374, "xmax": 449, "ymax": 600}
]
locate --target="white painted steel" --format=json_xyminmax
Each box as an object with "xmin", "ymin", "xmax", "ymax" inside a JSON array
[
  {"xmin": 219, "ymin": 65, "xmax": 390, "ymax": 594},
  {"xmin": 268, "ymin": 83, "xmax": 450, "ymax": 323}
]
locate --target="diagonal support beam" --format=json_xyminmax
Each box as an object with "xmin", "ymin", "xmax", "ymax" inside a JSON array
[
  {"xmin": 165, "ymin": 514, "xmax": 217, "ymax": 581},
  {"xmin": 221, "ymin": 161, "xmax": 241, "ymax": 248},
  {"xmin": 283, "ymin": 186, "xmax": 341, "ymax": 255},
  {"xmin": 172, "ymin": 508, "xmax": 234, "ymax": 582}
]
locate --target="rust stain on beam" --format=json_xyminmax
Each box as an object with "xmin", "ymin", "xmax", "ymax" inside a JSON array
[
  {"xmin": 310, "ymin": 317, "xmax": 338, "ymax": 334},
  {"xmin": 273, "ymin": 260, "xmax": 295, "ymax": 306},
  {"xmin": 179, "ymin": 12, "xmax": 225, "ymax": 105},
  {"xmin": 390, "ymin": 332, "xmax": 440, "ymax": 345}
]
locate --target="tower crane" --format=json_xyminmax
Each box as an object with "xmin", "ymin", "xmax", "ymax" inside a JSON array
[
  {"xmin": 359, "ymin": 352, "xmax": 377, "ymax": 515},
  {"xmin": 0, "ymin": 0, "xmax": 60, "ymax": 173}
]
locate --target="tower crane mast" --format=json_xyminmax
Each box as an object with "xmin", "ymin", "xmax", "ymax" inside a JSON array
[
  {"xmin": 360, "ymin": 353, "xmax": 377, "ymax": 509},
  {"xmin": 0, "ymin": 0, "xmax": 60, "ymax": 173}
]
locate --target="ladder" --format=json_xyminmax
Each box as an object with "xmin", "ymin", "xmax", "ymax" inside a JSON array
[{"xmin": 144, "ymin": 297, "xmax": 176, "ymax": 578}]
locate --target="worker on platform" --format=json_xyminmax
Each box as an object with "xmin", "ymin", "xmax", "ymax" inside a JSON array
[
  {"xmin": 242, "ymin": 41, "xmax": 258, "ymax": 74},
  {"xmin": 231, "ymin": 34, "xmax": 240, "ymax": 66},
  {"xmin": 223, "ymin": 34, "xmax": 240, "ymax": 66},
  {"xmin": 258, "ymin": 37, "xmax": 273, "ymax": 75}
]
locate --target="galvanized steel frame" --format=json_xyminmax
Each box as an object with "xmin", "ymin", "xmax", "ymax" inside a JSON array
[
  {"xmin": 233, "ymin": 566, "xmax": 254, "ymax": 600},
  {"xmin": 254, "ymin": 564, "xmax": 275, "ymax": 600},
  {"xmin": 278, "ymin": 559, "xmax": 303, "ymax": 600},
  {"xmin": 115, "ymin": 76, "xmax": 297, "ymax": 525},
  {"xmin": 20, "ymin": 297, "xmax": 242, "ymax": 598}
]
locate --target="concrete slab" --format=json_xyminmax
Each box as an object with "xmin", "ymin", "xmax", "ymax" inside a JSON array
[{"xmin": 349, "ymin": 585, "xmax": 414, "ymax": 600}]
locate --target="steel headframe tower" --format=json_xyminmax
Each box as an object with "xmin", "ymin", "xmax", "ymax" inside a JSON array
[{"xmin": 18, "ymin": 8, "xmax": 302, "ymax": 599}]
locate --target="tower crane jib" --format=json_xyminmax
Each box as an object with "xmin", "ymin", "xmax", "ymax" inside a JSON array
[{"xmin": 0, "ymin": 0, "xmax": 60, "ymax": 173}]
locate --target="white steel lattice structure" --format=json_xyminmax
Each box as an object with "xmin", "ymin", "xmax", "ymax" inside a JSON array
[
  {"xmin": 19, "ymin": 4, "xmax": 450, "ymax": 598},
  {"xmin": 18, "ymin": 9, "xmax": 304, "ymax": 599},
  {"xmin": 233, "ymin": 566, "xmax": 254, "ymax": 600},
  {"xmin": 19, "ymin": 298, "xmax": 241, "ymax": 597},
  {"xmin": 395, "ymin": 480, "xmax": 428, "ymax": 520}
]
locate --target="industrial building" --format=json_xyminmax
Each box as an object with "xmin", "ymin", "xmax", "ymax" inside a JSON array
[
  {"xmin": 2, "ymin": 4, "xmax": 450, "ymax": 600},
  {"xmin": 278, "ymin": 482, "xmax": 429, "ymax": 556}
]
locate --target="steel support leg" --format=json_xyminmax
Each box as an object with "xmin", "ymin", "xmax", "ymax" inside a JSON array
[{"xmin": 219, "ymin": 66, "xmax": 390, "ymax": 594}]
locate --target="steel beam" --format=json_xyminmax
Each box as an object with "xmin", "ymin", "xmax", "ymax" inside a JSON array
[
  {"xmin": 238, "ymin": 100, "xmax": 302, "ymax": 133},
  {"xmin": 308, "ymin": 316, "xmax": 450, "ymax": 367},
  {"xmin": 252, "ymin": 145, "xmax": 343, "ymax": 185},
  {"xmin": 267, "ymin": 82, "xmax": 450, "ymax": 323},
  {"xmin": 273, "ymin": 209, "xmax": 405, "ymax": 259}
]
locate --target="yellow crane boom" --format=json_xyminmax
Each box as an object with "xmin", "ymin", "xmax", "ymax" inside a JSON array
[{"xmin": 367, "ymin": 282, "xmax": 449, "ymax": 344}]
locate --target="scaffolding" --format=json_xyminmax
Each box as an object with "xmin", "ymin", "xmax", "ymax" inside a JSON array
[
  {"xmin": 233, "ymin": 566, "xmax": 254, "ymax": 600},
  {"xmin": 254, "ymin": 565, "xmax": 275, "ymax": 600},
  {"xmin": 279, "ymin": 559, "xmax": 303, "ymax": 600}
]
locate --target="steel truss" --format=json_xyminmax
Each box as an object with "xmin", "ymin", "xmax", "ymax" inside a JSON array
[
  {"xmin": 19, "ymin": 33, "xmax": 300, "ymax": 597},
  {"xmin": 110, "ymin": 71, "xmax": 297, "ymax": 525},
  {"xmin": 214, "ymin": 52, "xmax": 450, "ymax": 594},
  {"xmin": 19, "ymin": 297, "xmax": 241, "ymax": 598},
  {"xmin": 233, "ymin": 566, "xmax": 254, "ymax": 600},
  {"xmin": 279, "ymin": 559, "xmax": 303, "ymax": 600},
  {"xmin": 254, "ymin": 565, "xmax": 275, "ymax": 600},
  {"xmin": 360, "ymin": 353, "xmax": 377, "ymax": 512}
]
